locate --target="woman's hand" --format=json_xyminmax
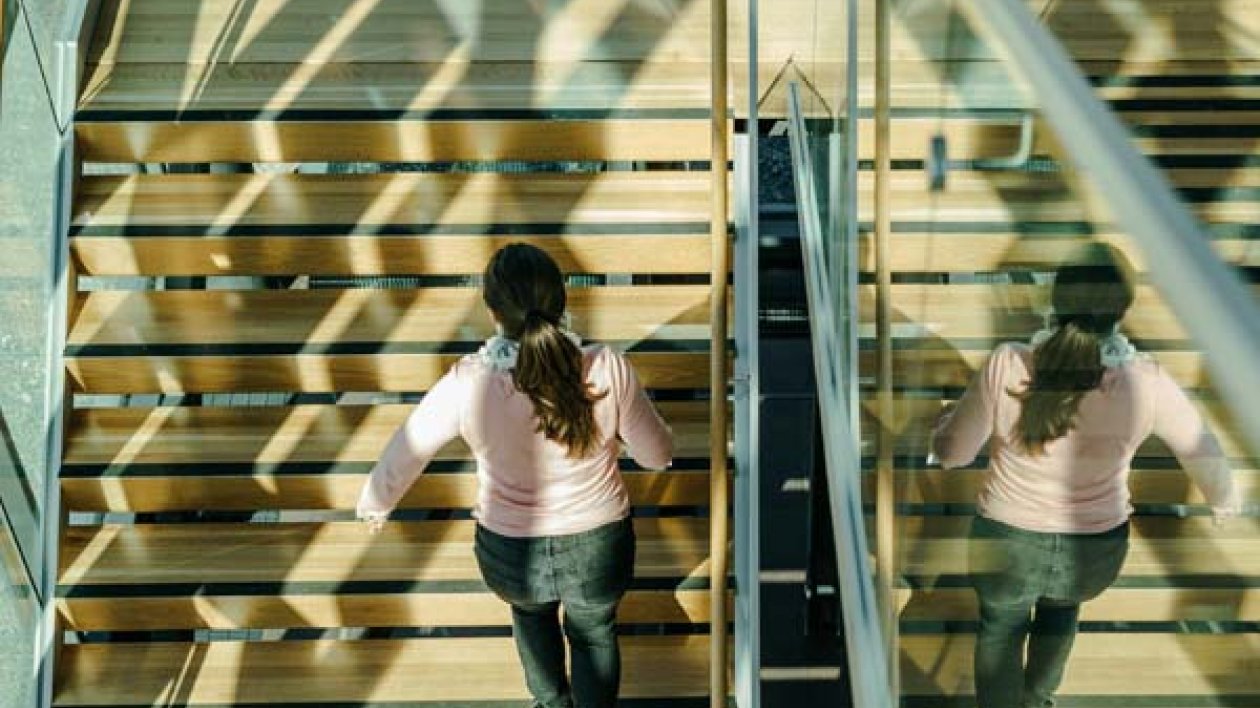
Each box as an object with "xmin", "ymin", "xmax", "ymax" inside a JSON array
[{"xmin": 359, "ymin": 510, "xmax": 389, "ymax": 535}]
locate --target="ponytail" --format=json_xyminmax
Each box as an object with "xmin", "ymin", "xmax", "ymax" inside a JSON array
[
  {"xmin": 483, "ymin": 244, "xmax": 607, "ymax": 458},
  {"xmin": 1011, "ymin": 321, "xmax": 1106, "ymax": 455},
  {"xmin": 515, "ymin": 311, "xmax": 605, "ymax": 458}
]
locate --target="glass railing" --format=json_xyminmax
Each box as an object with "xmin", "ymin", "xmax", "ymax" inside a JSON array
[
  {"xmin": 870, "ymin": 0, "xmax": 1260, "ymax": 704},
  {"xmin": 1, "ymin": 1, "xmax": 87, "ymax": 706}
]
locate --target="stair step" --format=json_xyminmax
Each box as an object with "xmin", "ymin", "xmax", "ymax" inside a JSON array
[
  {"xmin": 66, "ymin": 350, "xmax": 711, "ymax": 395},
  {"xmin": 72, "ymin": 173, "xmax": 714, "ymax": 235},
  {"xmin": 885, "ymin": 468, "xmax": 1260, "ymax": 507},
  {"xmin": 896, "ymin": 516, "xmax": 1260, "ymax": 579},
  {"xmin": 68, "ymin": 287, "xmax": 713, "ymax": 350},
  {"xmin": 60, "ymin": 469, "xmax": 712, "ymax": 513},
  {"xmin": 63, "ymin": 401, "xmax": 712, "ymax": 468},
  {"xmin": 55, "ymin": 636, "xmax": 716, "ymax": 705},
  {"xmin": 75, "ymin": 119, "xmax": 715, "ymax": 163},
  {"xmin": 900, "ymin": 633, "xmax": 1260, "ymax": 699},
  {"xmin": 898, "ymin": 586, "xmax": 1260, "ymax": 623},
  {"xmin": 71, "ymin": 233, "xmax": 712, "ymax": 277},
  {"xmin": 57, "ymin": 519, "xmax": 710, "ymax": 587},
  {"xmin": 59, "ymin": 586, "xmax": 717, "ymax": 631}
]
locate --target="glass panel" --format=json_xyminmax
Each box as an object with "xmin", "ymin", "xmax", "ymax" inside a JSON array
[
  {"xmin": 0, "ymin": 0, "xmax": 65, "ymax": 586},
  {"xmin": 880, "ymin": 1, "xmax": 1260, "ymax": 704},
  {"xmin": 0, "ymin": 506, "xmax": 37, "ymax": 708}
]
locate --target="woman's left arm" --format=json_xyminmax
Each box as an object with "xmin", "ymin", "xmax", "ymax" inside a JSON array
[
  {"xmin": 931, "ymin": 345, "xmax": 1005, "ymax": 469},
  {"xmin": 357, "ymin": 367, "xmax": 463, "ymax": 530}
]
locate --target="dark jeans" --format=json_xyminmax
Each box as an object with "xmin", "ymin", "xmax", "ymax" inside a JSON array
[
  {"xmin": 969, "ymin": 515, "xmax": 1129, "ymax": 708},
  {"xmin": 474, "ymin": 518, "xmax": 636, "ymax": 708}
]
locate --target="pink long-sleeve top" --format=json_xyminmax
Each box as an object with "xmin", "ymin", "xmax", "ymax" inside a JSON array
[
  {"xmin": 932, "ymin": 343, "xmax": 1239, "ymax": 533},
  {"xmin": 357, "ymin": 344, "xmax": 673, "ymax": 538}
]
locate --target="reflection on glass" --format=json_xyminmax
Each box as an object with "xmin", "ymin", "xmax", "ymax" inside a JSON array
[{"xmin": 0, "ymin": 0, "xmax": 63, "ymax": 585}]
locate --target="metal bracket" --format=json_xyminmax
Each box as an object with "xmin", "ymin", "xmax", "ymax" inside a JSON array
[{"xmin": 928, "ymin": 112, "xmax": 1037, "ymax": 192}]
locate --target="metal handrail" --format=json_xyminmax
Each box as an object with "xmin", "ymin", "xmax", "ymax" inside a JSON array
[
  {"xmin": 787, "ymin": 81, "xmax": 895, "ymax": 708},
  {"xmin": 956, "ymin": 0, "xmax": 1260, "ymax": 459}
]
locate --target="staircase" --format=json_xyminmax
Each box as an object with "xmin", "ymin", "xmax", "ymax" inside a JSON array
[
  {"xmin": 54, "ymin": 1, "xmax": 729, "ymax": 705},
  {"xmin": 869, "ymin": 1, "xmax": 1260, "ymax": 704}
]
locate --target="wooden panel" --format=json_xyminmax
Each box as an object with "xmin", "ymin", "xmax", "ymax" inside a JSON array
[
  {"xmin": 58, "ymin": 588, "xmax": 718, "ymax": 631},
  {"xmin": 859, "ymin": 396, "xmax": 1254, "ymax": 459},
  {"xmin": 55, "ymin": 636, "xmax": 716, "ymax": 705},
  {"xmin": 58, "ymin": 518, "xmax": 712, "ymax": 586},
  {"xmin": 899, "ymin": 587, "xmax": 1260, "ymax": 623},
  {"xmin": 66, "ymin": 350, "xmax": 711, "ymax": 394},
  {"xmin": 63, "ymin": 401, "xmax": 713, "ymax": 467},
  {"xmin": 72, "ymin": 234, "xmax": 713, "ymax": 277},
  {"xmin": 858, "ymin": 232, "xmax": 1260, "ymax": 274},
  {"xmin": 78, "ymin": 60, "xmax": 726, "ymax": 114},
  {"xmin": 86, "ymin": 0, "xmax": 719, "ymax": 65},
  {"xmin": 875, "ymin": 349, "xmax": 1224, "ymax": 391},
  {"xmin": 60, "ymin": 469, "xmax": 712, "ymax": 512},
  {"xmin": 888, "ymin": 468, "xmax": 1260, "ymax": 507},
  {"xmin": 69, "ymin": 286, "xmax": 712, "ymax": 348},
  {"xmin": 73, "ymin": 173, "xmax": 713, "ymax": 231},
  {"xmin": 75, "ymin": 119, "xmax": 714, "ymax": 163},
  {"xmin": 901, "ymin": 633, "xmax": 1260, "ymax": 697},
  {"xmin": 897, "ymin": 517, "xmax": 1260, "ymax": 578}
]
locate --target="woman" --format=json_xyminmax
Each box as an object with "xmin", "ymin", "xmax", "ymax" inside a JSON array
[
  {"xmin": 931, "ymin": 245, "xmax": 1239, "ymax": 708},
  {"xmin": 357, "ymin": 243, "xmax": 672, "ymax": 708}
]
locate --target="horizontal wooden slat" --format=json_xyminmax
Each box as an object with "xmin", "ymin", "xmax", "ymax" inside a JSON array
[
  {"xmin": 60, "ymin": 469, "xmax": 712, "ymax": 513},
  {"xmin": 853, "ymin": 283, "xmax": 1260, "ymax": 344},
  {"xmin": 64, "ymin": 401, "xmax": 713, "ymax": 467},
  {"xmin": 899, "ymin": 586, "xmax": 1260, "ymax": 623},
  {"xmin": 858, "ymin": 232, "xmax": 1260, "ymax": 274},
  {"xmin": 859, "ymin": 396, "xmax": 1254, "ymax": 460},
  {"xmin": 66, "ymin": 350, "xmax": 711, "ymax": 394},
  {"xmin": 73, "ymin": 173, "xmax": 713, "ymax": 231},
  {"xmin": 72, "ymin": 234, "xmax": 713, "ymax": 277},
  {"xmin": 58, "ymin": 588, "xmax": 719, "ymax": 631},
  {"xmin": 55, "ymin": 636, "xmax": 717, "ymax": 705},
  {"xmin": 68, "ymin": 286, "xmax": 712, "ymax": 348},
  {"xmin": 897, "ymin": 516, "xmax": 1260, "ymax": 578},
  {"xmin": 58, "ymin": 518, "xmax": 711, "ymax": 586},
  {"xmin": 75, "ymin": 119, "xmax": 715, "ymax": 163},
  {"xmin": 901, "ymin": 633, "xmax": 1260, "ymax": 697},
  {"xmin": 888, "ymin": 468, "xmax": 1260, "ymax": 507}
]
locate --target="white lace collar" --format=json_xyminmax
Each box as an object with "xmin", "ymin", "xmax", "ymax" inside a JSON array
[
  {"xmin": 476, "ymin": 320, "xmax": 583, "ymax": 372},
  {"xmin": 1029, "ymin": 327, "xmax": 1138, "ymax": 368}
]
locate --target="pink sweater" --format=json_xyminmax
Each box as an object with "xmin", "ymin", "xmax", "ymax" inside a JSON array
[
  {"xmin": 932, "ymin": 343, "xmax": 1239, "ymax": 533},
  {"xmin": 357, "ymin": 344, "xmax": 673, "ymax": 537}
]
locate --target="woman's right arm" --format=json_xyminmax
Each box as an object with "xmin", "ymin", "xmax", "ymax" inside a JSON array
[
  {"xmin": 1150, "ymin": 367, "xmax": 1240, "ymax": 521},
  {"xmin": 609, "ymin": 348, "xmax": 672, "ymax": 470}
]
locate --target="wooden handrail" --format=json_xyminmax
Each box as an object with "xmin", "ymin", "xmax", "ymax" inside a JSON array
[
  {"xmin": 873, "ymin": 0, "xmax": 899, "ymax": 694},
  {"xmin": 709, "ymin": 0, "xmax": 730, "ymax": 705}
]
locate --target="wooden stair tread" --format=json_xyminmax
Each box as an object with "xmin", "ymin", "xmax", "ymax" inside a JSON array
[
  {"xmin": 58, "ymin": 588, "xmax": 718, "ymax": 631},
  {"xmin": 856, "ymin": 232, "xmax": 1260, "ymax": 274},
  {"xmin": 63, "ymin": 401, "xmax": 712, "ymax": 467},
  {"xmin": 79, "ymin": 61, "xmax": 719, "ymax": 114},
  {"xmin": 54, "ymin": 636, "xmax": 716, "ymax": 705},
  {"xmin": 68, "ymin": 286, "xmax": 713, "ymax": 348},
  {"xmin": 58, "ymin": 518, "xmax": 711, "ymax": 587},
  {"xmin": 70, "ymin": 234, "xmax": 713, "ymax": 277},
  {"xmin": 61, "ymin": 469, "xmax": 712, "ymax": 513},
  {"xmin": 900, "ymin": 633, "xmax": 1260, "ymax": 696},
  {"xmin": 897, "ymin": 517, "xmax": 1260, "ymax": 578},
  {"xmin": 899, "ymin": 586, "xmax": 1260, "ymax": 622},
  {"xmin": 887, "ymin": 468, "xmax": 1260, "ymax": 507},
  {"xmin": 74, "ymin": 119, "xmax": 716, "ymax": 163},
  {"xmin": 73, "ymin": 173, "xmax": 713, "ymax": 232},
  {"xmin": 66, "ymin": 351, "xmax": 713, "ymax": 394}
]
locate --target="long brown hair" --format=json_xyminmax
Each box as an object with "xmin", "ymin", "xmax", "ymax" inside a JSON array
[
  {"xmin": 1012, "ymin": 245, "xmax": 1136, "ymax": 454},
  {"xmin": 482, "ymin": 243, "xmax": 606, "ymax": 457}
]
